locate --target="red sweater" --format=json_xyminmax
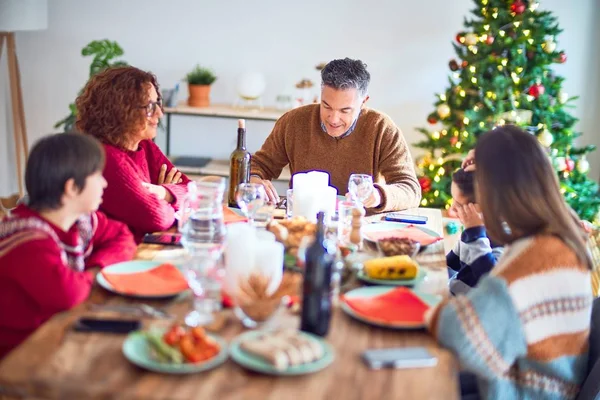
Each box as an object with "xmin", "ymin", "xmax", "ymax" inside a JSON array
[
  {"xmin": 100, "ymin": 140, "xmax": 190, "ymax": 241},
  {"xmin": 0, "ymin": 205, "xmax": 136, "ymax": 359}
]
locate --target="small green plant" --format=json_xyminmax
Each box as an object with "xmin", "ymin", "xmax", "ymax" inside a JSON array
[
  {"xmin": 54, "ymin": 40, "xmax": 127, "ymax": 132},
  {"xmin": 185, "ymin": 65, "xmax": 217, "ymax": 85}
]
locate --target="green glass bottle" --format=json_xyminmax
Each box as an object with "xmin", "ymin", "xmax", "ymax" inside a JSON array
[{"xmin": 228, "ymin": 119, "xmax": 251, "ymax": 207}]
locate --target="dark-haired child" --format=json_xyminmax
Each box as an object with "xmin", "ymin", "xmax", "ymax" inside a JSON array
[
  {"xmin": 446, "ymin": 168, "xmax": 503, "ymax": 294},
  {"xmin": 0, "ymin": 133, "xmax": 136, "ymax": 358}
]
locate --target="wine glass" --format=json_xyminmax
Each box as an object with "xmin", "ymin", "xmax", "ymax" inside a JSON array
[
  {"xmin": 236, "ymin": 183, "xmax": 267, "ymax": 225},
  {"xmin": 348, "ymin": 174, "xmax": 374, "ymax": 206}
]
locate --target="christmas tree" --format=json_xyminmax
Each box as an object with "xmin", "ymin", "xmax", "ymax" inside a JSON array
[{"xmin": 414, "ymin": 0, "xmax": 600, "ymax": 223}]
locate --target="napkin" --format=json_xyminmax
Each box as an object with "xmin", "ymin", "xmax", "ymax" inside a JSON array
[
  {"xmin": 365, "ymin": 225, "xmax": 442, "ymax": 246},
  {"xmin": 223, "ymin": 206, "xmax": 249, "ymax": 224},
  {"xmin": 343, "ymin": 287, "xmax": 430, "ymax": 324},
  {"xmin": 101, "ymin": 263, "xmax": 188, "ymax": 296}
]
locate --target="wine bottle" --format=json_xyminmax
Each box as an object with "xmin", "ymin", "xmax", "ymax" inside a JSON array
[
  {"xmin": 300, "ymin": 212, "xmax": 335, "ymax": 336},
  {"xmin": 228, "ymin": 119, "xmax": 251, "ymax": 207}
]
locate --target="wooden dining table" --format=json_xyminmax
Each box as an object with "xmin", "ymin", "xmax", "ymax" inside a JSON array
[{"xmin": 0, "ymin": 208, "xmax": 459, "ymax": 400}]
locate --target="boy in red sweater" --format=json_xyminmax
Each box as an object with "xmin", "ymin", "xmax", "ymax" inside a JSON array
[{"xmin": 0, "ymin": 133, "xmax": 136, "ymax": 359}]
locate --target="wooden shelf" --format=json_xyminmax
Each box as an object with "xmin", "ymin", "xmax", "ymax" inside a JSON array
[
  {"xmin": 163, "ymin": 102, "xmax": 286, "ymax": 121},
  {"xmin": 173, "ymin": 158, "xmax": 291, "ymax": 182}
]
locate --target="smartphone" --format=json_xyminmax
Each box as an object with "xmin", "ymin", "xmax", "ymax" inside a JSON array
[
  {"xmin": 142, "ymin": 233, "xmax": 183, "ymax": 247},
  {"xmin": 384, "ymin": 213, "xmax": 428, "ymax": 224},
  {"xmin": 73, "ymin": 318, "xmax": 141, "ymax": 334},
  {"xmin": 362, "ymin": 347, "xmax": 438, "ymax": 369}
]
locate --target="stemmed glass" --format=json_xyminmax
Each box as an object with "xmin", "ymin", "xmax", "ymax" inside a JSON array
[
  {"xmin": 348, "ymin": 174, "xmax": 374, "ymax": 207},
  {"xmin": 236, "ymin": 183, "xmax": 267, "ymax": 225}
]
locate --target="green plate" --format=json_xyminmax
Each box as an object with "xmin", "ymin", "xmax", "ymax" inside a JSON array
[
  {"xmin": 97, "ymin": 260, "xmax": 188, "ymax": 300},
  {"xmin": 122, "ymin": 330, "xmax": 228, "ymax": 374},
  {"xmin": 229, "ymin": 330, "xmax": 335, "ymax": 375},
  {"xmin": 340, "ymin": 286, "xmax": 441, "ymax": 329},
  {"xmin": 356, "ymin": 268, "xmax": 428, "ymax": 287}
]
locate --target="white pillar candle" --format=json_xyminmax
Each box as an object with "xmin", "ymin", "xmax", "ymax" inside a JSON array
[
  {"xmin": 292, "ymin": 172, "xmax": 309, "ymax": 191},
  {"xmin": 307, "ymin": 170, "xmax": 329, "ymax": 188},
  {"xmin": 292, "ymin": 171, "xmax": 331, "ymax": 222},
  {"xmin": 319, "ymin": 186, "xmax": 338, "ymax": 223},
  {"xmin": 253, "ymin": 239, "xmax": 284, "ymax": 296},
  {"xmin": 224, "ymin": 223, "xmax": 256, "ymax": 295}
]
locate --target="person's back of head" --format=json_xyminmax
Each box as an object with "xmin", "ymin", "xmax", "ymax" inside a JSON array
[
  {"xmin": 451, "ymin": 168, "xmax": 476, "ymax": 205},
  {"xmin": 26, "ymin": 133, "xmax": 105, "ymax": 211},
  {"xmin": 321, "ymin": 58, "xmax": 370, "ymax": 98},
  {"xmin": 474, "ymin": 124, "xmax": 591, "ymax": 269}
]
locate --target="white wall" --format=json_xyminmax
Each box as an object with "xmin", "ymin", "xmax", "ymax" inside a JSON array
[{"xmin": 1, "ymin": 0, "xmax": 599, "ymax": 195}]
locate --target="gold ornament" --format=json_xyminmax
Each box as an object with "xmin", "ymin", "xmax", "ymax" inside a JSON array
[
  {"xmin": 558, "ymin": 91, "xmax": 569, "ymax": 104},
  {"xmin": 464, "ymin": 33, "xmax": 478, "ymax": 46},
  {"xmin": 577, "ymin": 156, "xmax": 590, "ymax": 173},
  {"xmin": 544, "ymin": 39, "xmax": 557, "ymax": 53},
  {"xmin": 437, "ymin": 103, "xmax": 451, "ymax": 119},
  {"xmin": 538, "ymin": 129, "xmax": 554, "ymax": 147},
  {"xmin": 554, "ymin": 156, "xmax": 567, "ymax": 171}
]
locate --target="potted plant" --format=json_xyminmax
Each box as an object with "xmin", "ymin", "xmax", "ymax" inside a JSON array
[
  {"xmin": 54, "ymin": 40, "xmax": 128, "ymax": 132},
  {"xmin": 186, "ymin": 65, "xmax": 217, "ymax": 107}
]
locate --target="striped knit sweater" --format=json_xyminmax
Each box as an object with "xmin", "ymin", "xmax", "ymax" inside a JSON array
[
  {"xmin": 447, "ymin": 226, "xmax": 504, "ymax": 295},
  {"xmin": 428, "ymin": 234, "xmax": 592, "ymax": 400}
]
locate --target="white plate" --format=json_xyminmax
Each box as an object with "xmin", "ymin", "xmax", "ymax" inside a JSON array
[
  {"xmin": 362, "ymin": 221, "xmax": 441, "ymax": 244},
  {"xmin": 96, "ymin": 260, "xmax": 187, "ymax": 299}
]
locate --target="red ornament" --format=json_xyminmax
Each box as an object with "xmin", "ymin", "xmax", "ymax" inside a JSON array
[
  {"xmin": 418, "ymin": 177, "xmax": 432, "ymax": 194},
  {"xmin": 449, "ymin": 59, "xmax": 459, "ymax": 71},
  {"xmin": 510, "ymin": 0, "xmax": 526, "ymax": 14},
  {"xmin": 461, "ymin": 60, "xmax": 469, "ymax": 68},
  {"xmin": 557, "ymin": 52, "xmax": 567, "ymax": 63},
  {"xmin": 486, "ymin": 36, "xmax": 495, "ymax": 45},
  {"xmin": 427, "ymin": 116, "xmax": 438, "ymax": 124},
  {"xmin": 450, "ymin": 136, "xmax": 459, "ymax": 146},
  {"xmin": 455, "ymin": 33, "xmax": 464, "ymax": 44},
  {"xmin": 566, "ymin": 158, "xmax": 575, "ymax": 172},
  {"xmin": 528, "ymin": 83, "xmax": 545, "ymax": 98}
]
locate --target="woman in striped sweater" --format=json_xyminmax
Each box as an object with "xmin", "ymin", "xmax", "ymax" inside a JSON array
[{"xmin": 427, "ymin": 125, "xmax": 593, "ymax": 399}]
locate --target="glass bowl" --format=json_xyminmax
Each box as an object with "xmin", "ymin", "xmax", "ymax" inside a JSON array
[
  {"xmin": 376, "ymin": 238, "xmax": 421, "ymax": 257},
  {"xmin": 234, "ymin": 298, "xmax": 283, "ymax": 329}
]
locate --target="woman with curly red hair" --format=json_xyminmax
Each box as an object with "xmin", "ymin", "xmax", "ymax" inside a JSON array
[{"xmin": 76, "ymin": 66, "xmax": 190, "ymax": 241}]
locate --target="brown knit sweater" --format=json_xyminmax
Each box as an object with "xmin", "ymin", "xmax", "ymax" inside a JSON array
[{"xmin": 251, "ymin": 104, "xmax": 421, "ymax": 212}]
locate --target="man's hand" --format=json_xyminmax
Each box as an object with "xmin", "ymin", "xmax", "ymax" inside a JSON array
[
  {"xmin": 362, "ymin": 186, "xmax": 382, "ymax": 208},
  {"xmin": 157, "ymin": 164, "xmax": 183, "ymax": 184},
  {"xmin": 345, "ymin": 186, "xmax": 382, "ymax": 209},
  {"xmin": 142, "ymin": 182, "xmax": 174, "ymax": 203},
  {"xmin": 462, "ymin": 150, "xmax": 476, "ymax": 172},
  {"xmin": 249, "ymin": 176, "xmax": 280, "ymax": 203},
  {"xmin": 456, "ymin": 203, "xmax": 484, "ymax": 229}
]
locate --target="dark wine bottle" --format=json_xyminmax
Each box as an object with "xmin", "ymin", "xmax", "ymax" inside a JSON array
[
  {"xmin": 300, "ymin": 212, "xmax": 335, "ymax": 337},
  {"xmin": 228, "ymin": 119, "xmax": 251, "ymax": 207}
]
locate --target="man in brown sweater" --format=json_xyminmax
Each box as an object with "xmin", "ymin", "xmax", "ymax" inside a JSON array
[{"xmin": 250, "ymin": 58, "xmax": 421, "ymax": 213}]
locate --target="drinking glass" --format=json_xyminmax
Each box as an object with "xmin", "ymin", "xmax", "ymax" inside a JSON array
[
  {"xmin": 236, "ymin": 183, "xmax": 267, "ymax": 225},
  {"xmin": 336, "ymin": 200, "xmax": 355, "ymax": 247},
  {"xmin": 348, "ymin": 174, "xmax": 374, "ymax": 206},
  {"xmin": 180, "ymin": 179, "xmax": 227, "ymax": 326},
  {"xmin": 286, "ymin": 188, "xmax": 293, "ymax": 219}
]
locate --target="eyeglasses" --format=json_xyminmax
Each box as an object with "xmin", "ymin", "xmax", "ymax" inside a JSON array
[{"xmin": 140, "ymin": 100, "xmax": 163, "ymax": 117}]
